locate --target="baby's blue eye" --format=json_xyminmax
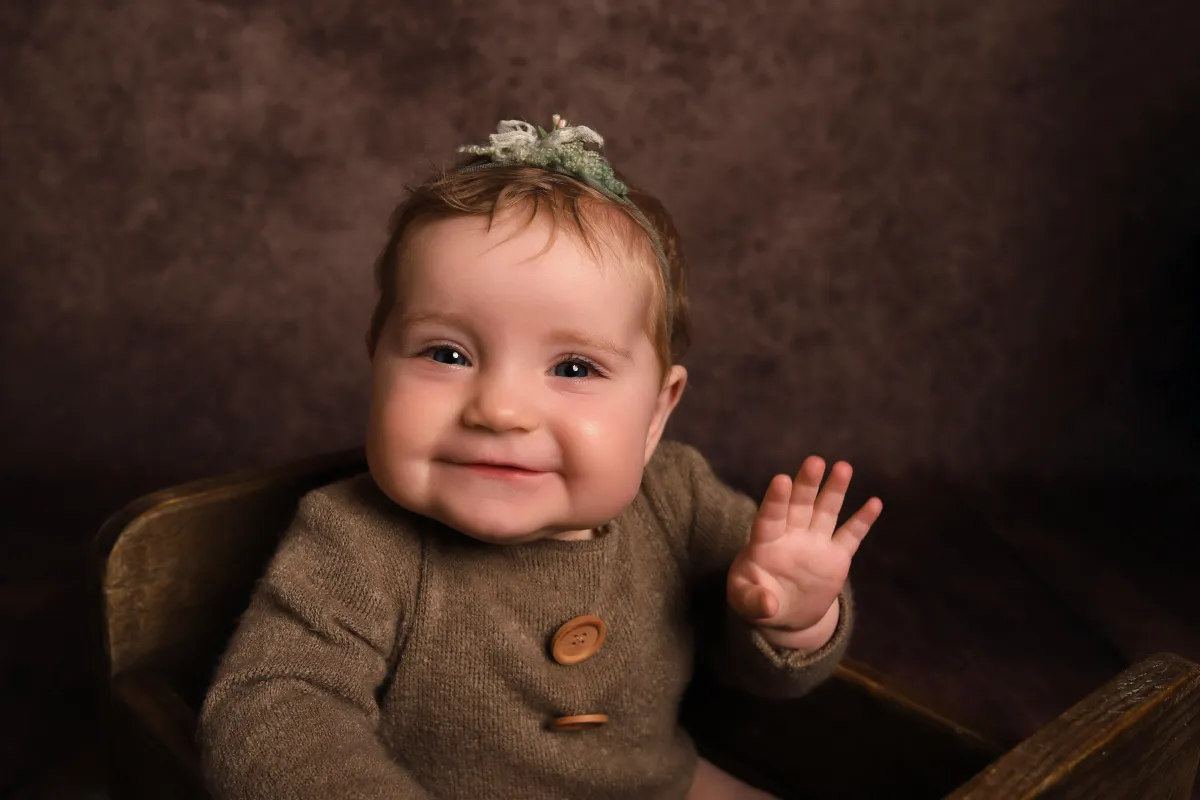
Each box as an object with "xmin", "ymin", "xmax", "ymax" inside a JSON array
[
  {"xmin": 553, "ymin": 360, "xmax": 594, "ymax": 379},
  {"xmin": 427, "ymin": 347, "xmax": 470, "ymax": 366}
]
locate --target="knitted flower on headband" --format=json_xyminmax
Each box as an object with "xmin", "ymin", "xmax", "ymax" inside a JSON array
[
  {"xmin": 456, "ymin": 114, "xmax": 674, "ymax": 339},
  {"xmin": 458, "ymin": 114, "xmax": 630, "ymax": 198}
]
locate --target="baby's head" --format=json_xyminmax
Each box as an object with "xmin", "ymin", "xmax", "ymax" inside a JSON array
[{"xmin": 365, "ymin": 122, "xmax": 691, "ymax": 544}]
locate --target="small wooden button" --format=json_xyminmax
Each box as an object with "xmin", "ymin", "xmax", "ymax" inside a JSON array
[
  {"xmin": 551, "ymin": 713, "xmax": 609, "ymax": 731},
  {"xmin": 550, "ymin": 615, "xmax": 607, "ymax": 665}
]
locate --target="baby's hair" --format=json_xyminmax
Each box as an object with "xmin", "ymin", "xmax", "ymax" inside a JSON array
[{"xmin": 365, "ymin": 157, "xmax": 691, "ymax": 379}]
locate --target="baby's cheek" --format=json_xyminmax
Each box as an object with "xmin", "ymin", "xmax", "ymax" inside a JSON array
[
  {"xmin": 371, "ymin": 390, "xmax": 436, "ymax": 478},
  {"xmin": 388, "ymin": 379, "xmax": 454, "ymax": 436},
  {"xmin": 564, "ymin": 407, "xmax": 630, "ymax": 456},
  {"xmin": 562, "ymin": 408, "xmax": 648, "ymax": 491}
]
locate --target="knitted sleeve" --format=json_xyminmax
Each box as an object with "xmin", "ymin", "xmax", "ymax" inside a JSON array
[
  {"xmin": 658, "ymin": 442, "xmax": 854, "ymax": 698},
  {"xmin": 199, "ymin": 481, "xmax": 429, "ymax": 800}
]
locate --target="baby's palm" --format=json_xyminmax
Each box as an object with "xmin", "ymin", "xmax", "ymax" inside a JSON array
[{"xmin": 727, "ymin": 457, "xmax": 882, "ymax": 631}]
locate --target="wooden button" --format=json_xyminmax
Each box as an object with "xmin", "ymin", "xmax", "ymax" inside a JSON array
[
  {"xmin": 551, "ymin": 713, "xmax": 609, "ymax": 731},
  {"xmin": 550, "ymin": 615, "xmax": 606, "ymax": 665}
]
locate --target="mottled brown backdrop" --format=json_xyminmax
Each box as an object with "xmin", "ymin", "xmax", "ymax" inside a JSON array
[
  {"xmin": 5, "ymin": 0, "xmax": 1199, "ymax": 494},
  {"xmin": 2, "ymin": 0, "xmax": 1199, "ymax": 794}
]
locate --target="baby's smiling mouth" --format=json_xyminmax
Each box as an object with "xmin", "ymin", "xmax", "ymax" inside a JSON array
[{"xmin": 442, "ymin": 459, "xmax": 550, "ymax": 479}]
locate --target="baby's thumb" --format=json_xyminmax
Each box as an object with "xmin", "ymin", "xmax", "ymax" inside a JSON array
[{"xmin": 729, "ymin": 580, "xmax": 778, "ymax": 622}]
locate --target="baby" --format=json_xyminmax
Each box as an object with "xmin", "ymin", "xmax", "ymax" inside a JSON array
[{"xmin": 200, "ymin": 116, "xmax": 882, "ymax": 799}]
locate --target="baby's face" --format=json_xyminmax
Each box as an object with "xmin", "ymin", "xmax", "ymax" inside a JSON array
[{"xmin": 366, "ymin": 210, "xmax": 686, "ymax": 544}]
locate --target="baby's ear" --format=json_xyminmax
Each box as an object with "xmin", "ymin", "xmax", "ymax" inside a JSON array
[{"xmin": 644, "ymin": 365, "xmax": 688, "ymax": 465}]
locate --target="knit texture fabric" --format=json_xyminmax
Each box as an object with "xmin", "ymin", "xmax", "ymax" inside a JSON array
[
  {"xmin": 458, "ymin": 118, "xmax": 629, "ymax": 197},
  {"xmin": 199, "ymin": 441, "xmax": 854, "ymax": 799}
]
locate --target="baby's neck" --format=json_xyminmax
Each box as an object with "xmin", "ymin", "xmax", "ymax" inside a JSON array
[{"xmin": 547, "ymin": 527, "xmax": 597, "ymax": 542}]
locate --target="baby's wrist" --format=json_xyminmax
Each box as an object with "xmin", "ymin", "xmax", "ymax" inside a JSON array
[{"xmin": 754, "ymin": 598, "xmax": 840, "ymax": 654}]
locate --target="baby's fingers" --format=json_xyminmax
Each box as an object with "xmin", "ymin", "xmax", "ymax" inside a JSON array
[
  {"xmin": 751, "ymin": 474, "xmax": 793, "ymax": 545},
  {"xmin": 810, "ymin": 461, "xmax": 852, "ymax": 536},
  {"xmin": 832, "ymin": 497, "xmax": 884, "ymax": 556},
  {"xmin": 785, "ymin": 456, "xmax": 826, "ymax": 532}
]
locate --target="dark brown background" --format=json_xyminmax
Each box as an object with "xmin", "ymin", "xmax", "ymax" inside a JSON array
[{"xmin": 2, "ymin": 0, "xmax": 1199, "ymax": 796}]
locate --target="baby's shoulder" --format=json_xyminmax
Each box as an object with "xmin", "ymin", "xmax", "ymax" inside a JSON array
[
  {"xmin": 636, "ymin": 440, "xmax": 709, "ymax": 532},
  {"xmin": 641, "ymin": 440, "xmax": 707, "ymax": 498},
  {"xmin": 294, "ymin": 472, "xmax": 424, "ymax": 565},
  {"xmin": 303, "ymin": 470, "xmax": 393, "ymax": 516},
  {"xmin": 648, "ymin": 438, "xmax": 700, "ymax": 482}
]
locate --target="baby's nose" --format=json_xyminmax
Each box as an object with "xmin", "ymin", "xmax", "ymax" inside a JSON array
[{"xmin": 461, "ymin": 374, "xmax": 540, "ymax": 432}]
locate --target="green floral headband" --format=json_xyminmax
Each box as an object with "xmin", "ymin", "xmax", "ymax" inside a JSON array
[{"xmin": 456, "ymin": 115, "xmax": 674, "ymax": 340}]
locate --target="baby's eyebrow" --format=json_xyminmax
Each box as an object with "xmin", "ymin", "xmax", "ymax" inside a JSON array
[
  {"xmin": 399, "ymin": 310, "xmax": 475, "ymax": 332},
  {"xmin": 547, "ymin": 328, "xmax": 634, "ymax": 363}
]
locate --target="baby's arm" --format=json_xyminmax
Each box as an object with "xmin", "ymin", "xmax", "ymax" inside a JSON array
[
  {"xmin": 666, "ymin": 444, "xmax": 853, "ymax": 698},
  {"xmin": 199, "ymin": 487, "xmax": 428, "ymax": 800}
]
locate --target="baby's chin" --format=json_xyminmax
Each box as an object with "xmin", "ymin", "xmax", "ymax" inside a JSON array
[{"xmin": 368, "ymin": 462, "xmax": 636, "ymax": 545}]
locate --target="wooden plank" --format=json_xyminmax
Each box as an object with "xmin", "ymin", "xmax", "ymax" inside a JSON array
[{"xmin": 950, "ymin": 652, "xmax": 1200, "ymax": 799}]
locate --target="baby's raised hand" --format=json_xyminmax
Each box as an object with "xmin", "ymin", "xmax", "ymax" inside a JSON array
[{"xmin": 727, "ymin": 457, "xmax": 882, "ymax": 639}]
